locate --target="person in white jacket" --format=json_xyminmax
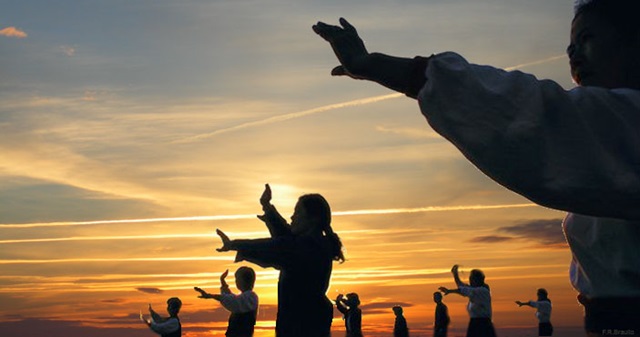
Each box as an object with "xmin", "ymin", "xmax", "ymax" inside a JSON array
[
  {"xmin": 516, "ymin": 288, "xmax": 553, "ymax": 336},
  {"xmin": 313, "ymin": 0, "xmax": 640, "ymax": 336}
]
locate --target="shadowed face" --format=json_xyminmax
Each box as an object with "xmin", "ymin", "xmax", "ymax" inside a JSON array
[
  {"xmin": 569, "ymin": 10, "xmax": 640, "ymax": 89},
  {"xmin": 290, "ymin": 201, "xmax": 315, "ymax": 235}
]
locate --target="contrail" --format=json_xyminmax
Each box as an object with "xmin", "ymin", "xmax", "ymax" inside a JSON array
[
  {"xmin": 0, "ymin": 203, "xmax": 537, "ymax": 229},
  {"xmin": 175, "ymin": 55, "xmax": 565, "ymax": 143},
  {"xmin": 504, "ymin": 54, "xmax": 565, "ymax": 71},
  {"xmin": 0, "ymin": 256, "xmax": 230, "ymax": 265},
  {"xmin": 173, "ymin": 93, "xmax": 403, "ymax": 144}
]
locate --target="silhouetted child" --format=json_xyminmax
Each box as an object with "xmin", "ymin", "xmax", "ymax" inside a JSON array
[
  {"xmin": 216, "ymin": 184, "xmax": 345, "ymax": 337},
  {"xmin": 439, "ymin": 265, "xmax": 496, "ymax": 337},
  {"xmin": 516, "ymin": 288, "xmax": 553, "ymax": 336},
  {"xmin": 336, "ymin": 292, "xmax": 362, "ymax": 337},
  {"xmin": 142, "ymin": 297, "xmax": 182, "ymax": 337},
  {"xmin": 392, "ymin": 306, "xmax": 409, "ymax": 337},
  {"xmin": 194, "ymin": 266, "xmax": 258, "ymax": 337},
  {"xmin": 433, "ymin": 291, "xmax": 450, "ymax": 337}
]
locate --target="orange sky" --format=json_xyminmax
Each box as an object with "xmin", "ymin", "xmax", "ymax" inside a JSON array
[{"xmin": 0, "ymin": 1, "xmax": 586, "ymax": 336}]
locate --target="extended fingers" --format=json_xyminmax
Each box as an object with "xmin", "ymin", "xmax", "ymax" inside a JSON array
[
  {"xmin": 312, "ymin": 21, "xmax": 344, "ymax": 40},
  {"xmin": 339, "ymin": 17, "xmax": 356, "ymax": 33}
]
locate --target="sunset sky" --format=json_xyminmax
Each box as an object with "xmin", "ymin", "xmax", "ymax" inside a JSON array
[{"xmin": 1, "ymin": 1, "xmax": 587, "ymax": 336}]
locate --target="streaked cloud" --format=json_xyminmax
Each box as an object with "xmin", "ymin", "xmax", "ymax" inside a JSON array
[
  {"xmin": 468, "ymin": 235, "xmax": 514, "ymax": 243},
  {"xmin": 0, "ymin": 26, "xmax": 27, "ymax": 38},
  {"xmin": 136, "ymin": 287, "xmax": 163, "ymax": 294},
  {"xmin": 499, "ymin": 219, "xmax": 567, "ymax": 246},
  {"xmin": 467, "ymin": 218, "xmax": 567, "ymax": 248}
]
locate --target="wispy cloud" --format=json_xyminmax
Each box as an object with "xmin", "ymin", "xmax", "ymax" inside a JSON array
[
  {"xmin": 468, "ymin": 218, "xmax": 567, "ymax": 248},
  {"xmin": 172, "ymin": 55, "xmax": 565, "ymax": 144},
  {"xmin": 0, "ymin": 27, "xmax": 27, "ymax": 38},
  {"xmin": 173, "ymin": 93, "xmax": 404, "ymax": 143},
  {"xmin": 468, "ymin": 235, "xmax": 514, "ymax": 243},
  {"xmin": 0, "ymin": 203, "xmax": 536, "ymax": 228},
  {"xmin": 0, "ymin": 256, "xmax": 230, "ymax": 265},
  {"xmin": 136, "ymin": 287, "xmax": 163, "ymax": 294},
  {"xmin": 499, "ymin": 219, "xmax": 566, "ymax": 246}
]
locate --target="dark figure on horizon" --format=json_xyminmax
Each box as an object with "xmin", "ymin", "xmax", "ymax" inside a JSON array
[
  {"xmin": 336, "ymin": 292, "xmax": 363, "ymax": 337},
  {"xmin": 392, "ymin": 306, "xmax": 409, "ymax": 337},
  {"xmin": 439, "ymin": 265, "xmax": 497, "ymax": 337},
  {"xmin": 516, "ymin": 288, "xmax": 553, "ymax": 336},
  {"xmin": 312, "ymin": 1, "xmax": 640, "ymax": 335},
  {"xmin": 216, "ymin": 184, "xmax": 345, "ymax": 337},
  {"xmin": 194, "ymin": 266, "xmax": 259, "ymax": 337},
  {"xmin": 142, "ymin": 297, "xmax": 182, "ymax": 337},
  {"xmin": 433, "ymin": 291, "xmax": 450, "ymax": 337}
]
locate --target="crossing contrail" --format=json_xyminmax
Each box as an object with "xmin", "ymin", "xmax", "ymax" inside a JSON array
[
  {"xmin": 175, "ymin": 55, "xmax": 565, "ymax": 143},
  {"xmin": 0, "ymin": 203, "xmax": 536, "ymax": 229},
  {"xmin": 173, "ymin": 93, "xmax": 403, "ymax": 144}
]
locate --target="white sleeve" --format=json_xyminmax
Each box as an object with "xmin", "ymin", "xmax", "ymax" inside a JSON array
[
  {"xmin": 419, "ymin": 52, "xmax": 640, "ymax": 220},
  {"xmin": 458, "ymin": 286, "xmax": 472, "ymax": 297},
  {"xmin": 219, "ymin": 291, "xmax": 258, "ymax": 313},
  {"xmin": 528, "ymin": 300, "xmax": 539, "ymax": 308},
  {"xmin": 150, "ymin": 317, "xmax": 180, "ymax": 335}
]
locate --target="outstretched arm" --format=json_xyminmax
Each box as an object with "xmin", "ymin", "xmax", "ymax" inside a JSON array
[
  {"xmin": 515, "ymin": 300, "xmax": 534, "ymax": 307},
  {"xmin": 312, "ymin": 18, "xmax": 429, "ymax": 99},
  {"xmin": 438, "ymin": 287, "xmax": 463, "ymax": 297}
]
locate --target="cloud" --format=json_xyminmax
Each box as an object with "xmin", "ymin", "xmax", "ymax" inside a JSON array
[
  {"xmin": 59, "ymin": 45, "xmax": 75, "ymax": 56},
  {"xmin": 136, "ymin": 287, "xmax": 163, "ymax": 294},
  {"xmin": 467, "ymin": 219, "xmax": 567, "ymax": 248},
  {"xmin": 0, "ymin": 318, "xmax": 147, "ymax": 337},
  {"xmin": 360, "ymin": 301, "xmax": 414, "ymax": 315},
  {"xmin": 499, "ymin": 219, "xmax": 567, "ymax": 246},
  {"xmin": 468, "ymin": 235, "xmax": 514, "ymax": 243},
  {"xmin": 0, "ymin": 27, "xmax": 27, "ymax": 38}
]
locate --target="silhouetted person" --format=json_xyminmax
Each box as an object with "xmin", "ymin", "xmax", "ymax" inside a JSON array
[
  {"xmin": 216, "ymin": 184, "xmax": 345, "ymax": 337},
  {"xmin": 194, "ymin": 266, "xmax": 259, "ymax": 337},
  {"xmin": 439, "ymin": 265, "xmax": 496, "ymax": 337},
  {"xmin": 143, "ymin": 297, "xmax": 182, "ymax": 337},
  {"xmin": 336, "ymin": 292, "xmax": 363, "ymax": 337},
  {"xmin": 433, "ymin": 291, "xmax": 450, "ymax": 337},
  {"xmin": 313, "ymin": 2, "xmax": 640, "ymax": 335},
  {"xmin": 392, "ymin": 306, "xmax": 409, "ymax": 337},
  {"xmin": 516, "ymin": 288, "xmax": 553, "ymax": 336}
]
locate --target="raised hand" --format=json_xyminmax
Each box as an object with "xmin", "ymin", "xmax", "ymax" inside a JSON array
[
  {"xmin": 220, "ymin": 269, "xmax": 229, "ymax": 289},
  {"xmin": 312, "ymin": 18, "xmax": 370, "ymax": 79},
  {"xmin": 260, "ymin": 183, "xmax": 272, "ymax": 207},
  {"xmin": 216, "ymin": 229, "xmax": 231, "ymax": 252},
  {"xmin": 438, "ymin": 287, "xmax": 450, "ymax": 295},
  {"xmin": 451, "ymin": 264, "xmax": 459, "ymax": 274}
]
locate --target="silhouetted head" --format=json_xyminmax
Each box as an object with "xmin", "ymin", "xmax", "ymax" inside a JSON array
[
  {"xmin": 433, "ymin": 291, "xmax": 443, "ymax": 304},
  {"xmin": 235, "ymin": 266, "xmax": 256, "ymax": 292},
  {"xmin": 292, "ymin": 193, "xmax": 345, "ymax": 262},
  {"xmin": 537, "ymin": 288, "xmax": 549, "ymax": 302},
  {"xmin": 469, "ymin": 269, "xmax": 486, "ymax": 287},
  {"xmin": 345, "ymin": 293, "xmax": 360, "ymax": 307},
  {"xmin": 167, "ymin": 297, "xmax": 182, "ymax": 316},
  {"xmin": 392, "ymin": 306, "xmax": 403, "ymax": 317},
  {"xmin": 569, "ymin": 0, "xmax": 640, "ymax": 89}
]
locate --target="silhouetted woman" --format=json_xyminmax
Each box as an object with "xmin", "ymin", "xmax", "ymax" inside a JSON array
[
  {"xmin": 516, "ymin": 288, "xmax": 553, "ymax": 336},
  {"xmin": 217, "ymin": 184, "xmax": 345, "ymax": 337},
  {"xmin": 439, "ymin": 265, "xmax": 496, "ymax": 337}
]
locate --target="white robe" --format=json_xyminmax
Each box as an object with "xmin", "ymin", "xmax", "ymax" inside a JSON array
[{"xmin": 418, "ymin": 52, "xmax": 640, "ymax": 298}]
